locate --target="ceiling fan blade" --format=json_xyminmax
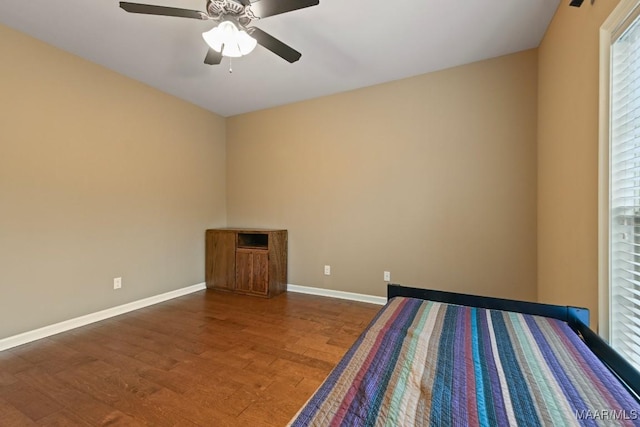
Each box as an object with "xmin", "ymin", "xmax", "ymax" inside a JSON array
[
  {"xmin": 249, "ymin": 0, "xmax": 319, "ymax": 19},
  {"xmin": 204, "ymin": 48, "xmax": 223, "ymax": 65},
  {"xmin": 119, "ymin": 2, "xmax": 208, "ymax": 19},
  {"xmin": 247, "ymin": 27, "xmax": 301, "ymax": 63}
]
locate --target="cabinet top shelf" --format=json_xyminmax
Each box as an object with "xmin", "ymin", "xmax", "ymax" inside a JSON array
[
  {"xmin": 207, "ymin": 228, "xmax": 287, "ymax": 233},
  {"xmin": 237, "ymin": 232, "xmax": 269, "ymax": 249},
  {"xmin": 237, "ymin": 245, "xmax": 270, "ymax": 251}
]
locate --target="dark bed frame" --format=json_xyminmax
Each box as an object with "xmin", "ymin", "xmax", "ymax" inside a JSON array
[{"xmin": 388, "ymin": 284, "xmax": 640, "ymax": 402}]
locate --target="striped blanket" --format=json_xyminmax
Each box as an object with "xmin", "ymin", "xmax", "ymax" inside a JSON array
[{"xmin": 289, "ymin": 297, "xmax": 640, "ymax": 426}]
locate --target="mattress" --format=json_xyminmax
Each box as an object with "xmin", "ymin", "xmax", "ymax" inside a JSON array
[{"xmin": 289, "ymin": 297, "xmax": 640, "ymax": 426}]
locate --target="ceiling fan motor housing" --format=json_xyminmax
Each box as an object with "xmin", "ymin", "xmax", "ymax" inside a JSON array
[{"xmin": 207, "ymin": 0, "xmax": 255, "ymax": 26}]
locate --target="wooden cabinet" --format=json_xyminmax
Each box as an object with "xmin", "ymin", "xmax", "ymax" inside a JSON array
[{"xmin": 206, "ymin": 228, "xmax": 287, "ymax": 298}]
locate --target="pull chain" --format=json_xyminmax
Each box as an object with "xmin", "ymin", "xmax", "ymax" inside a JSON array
[{"xmin": 228, "ymin": 57, "xmax": 233, "ymax": 73}]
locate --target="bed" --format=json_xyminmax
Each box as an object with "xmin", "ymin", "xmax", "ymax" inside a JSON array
[{"xmin": 289, "ymin": 284, "xmax": 640, "ymax": 426}]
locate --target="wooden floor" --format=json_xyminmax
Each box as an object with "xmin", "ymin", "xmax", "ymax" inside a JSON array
[{"xmin": 0, "ymin": 290, "xmax": 381, "ymax": 426}]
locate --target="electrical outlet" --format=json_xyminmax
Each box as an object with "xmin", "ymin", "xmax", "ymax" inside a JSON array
[
  {"xmin": 384, "ymin": 271, "xmax": 391, "ymax": 282},
  {"xmin": 324, "ymin": 265, "xmax": 331, "ymax": 276},
  {"xmin": 113, "ymin": 277, "xmax": 122, "ymax": 290}
]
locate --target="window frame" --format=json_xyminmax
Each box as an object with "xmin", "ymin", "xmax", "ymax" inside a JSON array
[{"xmin": 599, "ymin": 0, "xmax": 640, "ymax": 342}]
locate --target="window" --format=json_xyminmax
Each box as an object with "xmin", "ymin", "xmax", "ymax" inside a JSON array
[{"xmin": 602, "ymin": 0, "xmax": 640, "ymax": 371}]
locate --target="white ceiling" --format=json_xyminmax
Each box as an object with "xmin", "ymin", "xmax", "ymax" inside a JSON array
[{"xmin": 0, "ymin": 0, "xmax": 560, "ymax": 117}]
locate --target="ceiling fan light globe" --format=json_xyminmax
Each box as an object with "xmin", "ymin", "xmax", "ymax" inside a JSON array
[
  {"xmin": 202, "ymin": 21, "xmax": 256, "ymax": 58},
  {"xmin": 202, "ymin": 26, "xmax": 224, "ymax": 52},
  {"xmin": 237, "ymin": 31, "xmax": 257, "ymax": 55},
  {"xmin": 218, "ymin": 21, "xmax": 238, "ymax": 38},
  {"xmin": 203, "ymin": 21, "xmax": 239, "ymax": 53},
  {"xmin": 222, "ymin": 43, "xmax": 243, "ymax": 58}
]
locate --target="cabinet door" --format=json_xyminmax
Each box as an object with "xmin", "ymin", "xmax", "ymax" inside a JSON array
[
  {"xmin": 251, "ymin": 251, "xmax": 269, "ymax": 295},
  {"xmin": 235, "ymin": 249, "xmax": 269, "ymax": 295},
  {"xmin": 235, "ymin": 249, "xmax": 253, "ymax": 293}
]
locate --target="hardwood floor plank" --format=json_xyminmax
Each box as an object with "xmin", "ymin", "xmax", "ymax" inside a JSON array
[
  {"xmin": 54, "ymin": 362, "xmax": 182, "ymax": 425},
  {"xmin": 16, "ymin": 367, "xmax": 140, "ymax": 426},
  {"xmin": 0, "ymin": 397, "xmax": 38, "ymax": 426},
  {"xmin": 0, "ymin": 379, "xmax": 63, "ymax": 422},
  {"xmin": 35, "ymin": 409, "xmax": 93, "ymax": 426},
  {"xmin": 238, "ymin": 380, "xmax": 310, "ymax": 426},
  {"xmin": 0, "ymin": 370, "xmax": 17, "ymax": 387},
  {"xmin": 269, "ymin": 357, "xmax": 330, "ymax": 383},
  {"xmin": 9, "ymin": 338, "xmax": 98, "ymax": 376},
  {"xmin": 302, "ymin": 347, "xmax": 345, "ymax": 365},
  {"xmin": 0, "ymin": 351, "xmax": 34, "ymax": 375},
  {"xmin": 0, "ymin": 290, "xmax": 381, "ymax": 425}
]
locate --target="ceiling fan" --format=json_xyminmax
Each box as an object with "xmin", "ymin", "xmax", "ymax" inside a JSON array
[{"xmin": 119, "ymin": 0, "xmax": 319, "ymax": 65}]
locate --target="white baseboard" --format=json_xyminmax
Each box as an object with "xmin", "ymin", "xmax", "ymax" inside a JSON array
[
  {"xmin": 1, "ymin": 283, "xmax": 383, "ymax": 352},
  {"xmin": 287, "ymin": 284, "xmax": 387, "ymax": 306},
  {"xmin": 0, "ymin": 282, "xmax": 206, "ymax": 352}
]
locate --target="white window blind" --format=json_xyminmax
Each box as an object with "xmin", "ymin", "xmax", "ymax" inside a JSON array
[{"xmin": 610, "ymin": 11, "xmax": 640, "ymax": 371}]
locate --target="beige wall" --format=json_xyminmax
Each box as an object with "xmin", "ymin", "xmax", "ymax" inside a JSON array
[
  {"xmin": 0, "ymin": 24, "xmax": 227, "ymax": 339},
  {"xmin": 9, "ymin": 0, "xmax": 608, "ymax": 340},
  {"xmin": 537, "ymin": 1, "xmax": 619, "ymax": 325},
  {"xmin": 227, "ymin": 50, "xmax": 538, "ymax": 301}
]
